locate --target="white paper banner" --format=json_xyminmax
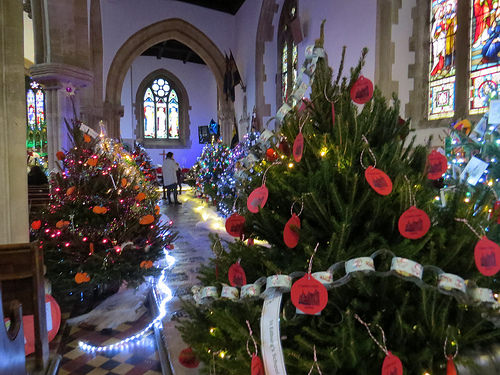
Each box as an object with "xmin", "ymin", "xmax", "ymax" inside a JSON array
[{"xmin": 261, "ymin": 289, "xmax": 287, "ymax": 375}]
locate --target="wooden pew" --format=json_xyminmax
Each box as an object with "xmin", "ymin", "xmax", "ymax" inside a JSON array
[
  {"xmin": 0, "ymin": 243, "xmax": 48, "ymax": 372},
  {"xmin": 0, "ymin": 287, "xmax": 25, "ymax": 375}
]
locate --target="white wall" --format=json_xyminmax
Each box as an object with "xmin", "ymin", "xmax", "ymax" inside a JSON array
[
  {"xmin": 101, "ymin": 0, "xmax": 236, "ymax": 101},
  {"xmin": 24, "ymin": 11, "xmax": 34, "ymax": 64},
  {"xmin": 121, "ymin": 56, "xmax": 217, "ymax": 169},
  {"xmin": 232, "ymin": 0, "xmax": 378, "ymax": 132}
]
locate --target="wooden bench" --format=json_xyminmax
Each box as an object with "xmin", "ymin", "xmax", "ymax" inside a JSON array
[
  {"xmin": 28, "ymin": 185, "xmax": 50, "ymax": 211},
  {"xmin": 0, "ymin": 242, "xmax": 48, "ymax": 372}
]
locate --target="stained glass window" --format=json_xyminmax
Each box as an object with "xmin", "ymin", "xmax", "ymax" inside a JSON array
[
  {"xmin": 469, "ymin": 1, "xmax": 500, "ymax": 115},
  {"xmin": 26, "ymin": 78, "xmax": 47, "ymax": 159},
  {"xmin": 142, "ymin": 77, "xmax": 180, "ymax": 140},
  {"xmin": 278, "ymin": 0, "xmax": 299, "ymax": 106},
  {"xmin": 428, "ymin": 0, "xmax": 457, "ymax": 120}
]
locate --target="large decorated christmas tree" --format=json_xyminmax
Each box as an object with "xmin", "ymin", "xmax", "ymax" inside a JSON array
[
  {"xmin": 178, "ymin": 24, "xmax": 500, "ymax": 375},
  {"xmin": 32, "ymin": 120, "xmax": 173, "ymax": 300}
]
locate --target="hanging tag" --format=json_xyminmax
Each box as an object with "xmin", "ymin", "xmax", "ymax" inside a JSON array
[
  {"xmin": 382, "ymin": 352, "xmax": 403, "ymax": 375},
  {"xmin": 228, "ymin": 262, "xmax": 247, "ymax": 287},
  {"xmin": 365, "ymin": 166, "xmax": 393, "ymax": 196},
  {"xmin": 247, "ymin": 185, "xmax": 269, "ymax": 213},
  {"xmin": 427, "ymin": 150, "xmax": 448, "ymax": 180},
  {"xmin": 226, "ymin": 213, "xmax": 246, "ymax": 237},
  {"xmin": 474, "ymin": 236, "xmax": 500, "ymax": 276},
  {"xmin": 291, "ymin": 274, "xmax": 328, "ymax": 315},
  {"xmin": 398, "ymin": 206, "xmax": 431, "ymax": 239},
  {"xmin": 293, "ymin": 132, "xmax": 304, "ymax": 162},
  {"xmin": 446, "ymin": 357, "xmax": 457, "ymax": 375},
  {"xmin": 284, "ymin": 213, "xmax": 301, "ymax": 248},
  {"xmin": 178, "ymin": 347, "xmax": 199, "ymax": 368},
  {"xmin": 350, "ymin": 75, "xmax": 374, "ymax": 104},
  {"xmin": 251, "ymin": 354, "xmax": 265, "ymax": 375}
]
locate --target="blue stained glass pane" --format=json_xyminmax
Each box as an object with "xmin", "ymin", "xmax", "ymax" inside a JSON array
[
  {"xmin": 144, "ymin": 88, "xmax": 155, "ymax": 138},
  {"xmin": 35, "ymin": 90, "xmax": 45, "ymax": 128},
  {"xmin": 168, "ymin": 90, "xmax": 179, "ymax": 139},
  {"xmin": 156, "ymin": 97, "xmax": 168, "ymax": 139},
  {"xmin": 27, "ymin": 89, "xmax": 36, "ymax": 127}
]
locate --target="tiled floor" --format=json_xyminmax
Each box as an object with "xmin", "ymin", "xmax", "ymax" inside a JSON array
[
  {"xmin": 55, "ymin": 187, "xmax": 224, "ymax": 375},
  {"xmin": 57, "ymin": 312, "xmax": 162, "ymax": 375}
]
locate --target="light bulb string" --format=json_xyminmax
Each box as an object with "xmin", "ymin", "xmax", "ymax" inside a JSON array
[
  {"xmin": 354, "ymin": 313, "xmax": 389, "ymax": 356},
  {"xmin": 444, "ymin": 337, "xmax": 459, "ymax": 360},
  {"xmin": 359, "ymin": 135, "xmax": 377, "ymax": 169},
  {"xmin": 454, "ymin": 218, "xmax": 485, "ymax": 239},
  {"xmin": 245, "ymin": 320, "xmax": 259, "ymax": 357},
  {"xmin": 307, "ymin": 345, "xmax": 323, "ymax": 375}
]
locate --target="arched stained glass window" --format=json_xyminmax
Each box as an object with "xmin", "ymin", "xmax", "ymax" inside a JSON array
[
  {"xmin": 470, "ymin": 1, "xmax": 500, "ymax": 115},
  {"xmin": 142, "ymin": 77, "xmax": 179, "ymax": 140},
  {"xmin": 136, "ymin": 69, "xmax": 189, "ymax": 148},
  {"xmin": 278, "ymin": 0, "xmax": 299, "ymax": 106},
  {"xmin": 25, "ymin": 78, "xmax": 47, "ymax": 159},
  {"xmin": 428, "ymin": 0, "xmax": 457, "ymax": 120}
]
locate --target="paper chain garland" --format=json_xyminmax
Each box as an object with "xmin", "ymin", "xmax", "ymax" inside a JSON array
[
  {"xmin": 191, "ymin": 248, "xmax": 499, "ymax": 310},
  {"xmin": 275, "ymin": 45, "xmax": 325, "ymax": 122}
]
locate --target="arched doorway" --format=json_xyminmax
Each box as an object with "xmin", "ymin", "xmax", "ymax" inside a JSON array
[{"xmin": 104, "ymin": 18, "xmax": 234, "ymax": 143}]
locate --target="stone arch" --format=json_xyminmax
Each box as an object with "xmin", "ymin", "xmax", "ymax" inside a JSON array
[{"xmin": 104, "ymin": 18, "xmax": 233, "ymax": 142}]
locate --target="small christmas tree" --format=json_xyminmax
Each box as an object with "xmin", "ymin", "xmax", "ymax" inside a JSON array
[
  {"xmin": 178, "ymin": 24, "xmax": 500, "ymax": 375},
  {"xmin": 132, "ymin": 142, "xmax": 159, "ymax": 184},
  {"xmin": 33, "ymin": 121, "xmax": 173, "ymax": 300}
]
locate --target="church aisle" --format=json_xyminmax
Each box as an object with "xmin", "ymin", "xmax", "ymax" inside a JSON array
[{"xmin": 159, "ymin": 187, "xmax": 231, "ymax": 375}]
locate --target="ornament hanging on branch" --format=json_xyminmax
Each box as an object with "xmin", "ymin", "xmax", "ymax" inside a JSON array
[
  {"xmin": 291, "ymin": 243, "xmax": 328, "ymax": 315},
  {"xmin": 228, "ymin": 259, "xmax": 246, "ymax": 287},
  {"xmin": 293, "ymin": 115, "xmax": 308, "ymax": 163},
  {"xmin": 427, "ymin": 150, "xmax": 448, "ymax": 180},
  {"xmin": 398, "ymin": 177, "xmax": 430, "ymax": 239},
  {"xmin": 246, "ymin": 320, "xmax": 265, "ymax": 375},
  {"xmin": 226, "ymin": 197, "xmax": 246, "ymax": 238},
  {"xmin": 284, "ymin": 198, "xmax": 304, "ymax": 248},
  {"xmin": 361, "ymin": 135, "xmax": 392, "ymax": 196},
  {"xmin": 455, "ymin": 218, "xmax": 500, "ymax": 276},
  {"xmin": 354, "ymin": 314, "xmax": 403, "ymax": 375},
  {"xmin": 247, "ymin": 162, "xmax": 279, "ymax": 213},
  {"xmin": 444, "ymin": 337, "xmax": 458, "ymax": 375},
  {"xmin": 350, "ymin": 75, "xmax": 373, "ymax": 104},
  {"xmin": 178, "ymin": 347, "xmax": 199, "ymax": 368}
]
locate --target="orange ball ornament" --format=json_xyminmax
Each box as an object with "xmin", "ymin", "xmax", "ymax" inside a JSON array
[
  {"xmin": 140, "ymin": 260, "xmax": 153, "ymax": 269},
  {"xmin": 120, "ymin": 178, "xmax": 128, "ymax": 188},
  {"xmin": 87, "ymin": 157, "xmax": 98, "ymax": 167},
  {"xmin": 31, "ymin": 220, "xmax": 42, "ymax": 230},
  {"xmin": 66, "ymin": 186, "xmax": 76, "ymax": 196},
  {"xmin": 135, "ymin": 192, "xmax": 146, "ymax": 202},
  {"xmin": 155, "ymin": 205, "xmax": 160, "ymax": 215},
  {"xmin": 139, "ymin": 215, "xmax": 155, "ymax": 225},
  {"xmin": 92, "ymin": 206, "xmax": 108, "ymax": 214},
  {"xmin": 83, "ymin": 134, "xmax": 91, "ymax": 143},
  {"xmin": 74, "ymin": 272, "xmax": 90, "ymax": 284},
  {"xmin": 56, "ymin": 151, "xmax": 65, "ymax": 161}
]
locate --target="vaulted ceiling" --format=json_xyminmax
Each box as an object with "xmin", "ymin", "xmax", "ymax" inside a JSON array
[{"xmin": 141, "ymin": 40, "xmax": 205, "ymax": 65}]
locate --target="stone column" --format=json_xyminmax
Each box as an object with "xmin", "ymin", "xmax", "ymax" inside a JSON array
[
  {"xmin": 30, "ymin": 63, "xmax": 93, "ymax": 170},
  {"xmin": 0, "ymin": 0, "xmax": 29, "ymax": 244}
]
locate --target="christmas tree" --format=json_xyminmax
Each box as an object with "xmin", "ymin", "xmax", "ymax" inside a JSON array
[
  {"xmin": 131, "ymin": 142, "xmax": 159, "ymax": 185},
  {"xmin": 32, "ymin": 120, "xmax": 173, "ymax": 300},
  {"xmin": 178, "ymin": 23, "xmax": 500, "ymax": 375}
]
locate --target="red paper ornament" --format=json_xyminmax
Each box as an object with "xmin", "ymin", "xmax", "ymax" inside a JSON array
[
  {"xmin": 179, "ymin": 347, "xmax": 199, "ymax": 368},
  {"xmin": 350, "ymin": 75, "xmax": 374, "ymax": 104},
  {"xmin": 247, "ymin": 185, "xmax": 269, "ymax": 213},
  {"xmin": 31, "ymin": 220, "xmax": 42, "ymax": 230},
  {"xmin": 225, "ymin": 213, "xmax": 246, "ymax": 237},
  {"xmin": 398, "ymin": 206, "xmax": 431, "ymax": 239},
  {"xmin": 291, "ymin": 274, "xmax": 328, "ymax": 315},
  {"xmin": 447, "ymin": 357, "xmax": 457, "ymax": 375},
  {"xmin": 474, "ymin": 236, "xmax": 500, "ymax": 276},
  {"xmin": 266, "ymin": 148, "xmax": 278, "ymax": 162},
  {"xmin": 284, "ymin": 213, "xmax": 301, "ymax": 248},
  {"xmin": 293, "ymin": 132, "xmax": 304, "ymax": 162},
  {"xmin": 427, "ymin": 150, "xmax": 448, "ymax": 180},
  {"xmin": 228, "ymin": 262, "xmax": 247, "ymax": 287},
  {"xmin": 251, "ymin": 354, "xmax": 265, "ymax": 375},
  {"xmin": 365, "ymin": 166, "xmax": 393, "ymax": 196},
  {"xmin": 382, "ymin": 352, "xmax": 403, "ymax": 375}
]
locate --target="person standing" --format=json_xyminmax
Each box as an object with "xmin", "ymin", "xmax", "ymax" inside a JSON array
[{"xmin": 162, "ymin": 152, "xmax": 181, "ymax": 204}]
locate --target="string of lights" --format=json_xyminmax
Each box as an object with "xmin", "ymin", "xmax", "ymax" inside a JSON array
[{"xmin": 78, "ymin": 247, "xmax": 176, "ymax": 353}]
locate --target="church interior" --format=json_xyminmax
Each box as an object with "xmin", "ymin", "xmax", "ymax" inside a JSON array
[{"xmin": 1, "ymin": 0, "xmax": 500, "ymax": 374}]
